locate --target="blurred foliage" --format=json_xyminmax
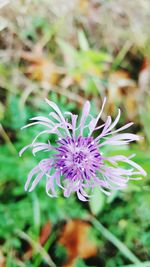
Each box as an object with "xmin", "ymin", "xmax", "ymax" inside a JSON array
[{"xmin": 0, "ymin": 1, "xmax": 150, "ymax": 267}]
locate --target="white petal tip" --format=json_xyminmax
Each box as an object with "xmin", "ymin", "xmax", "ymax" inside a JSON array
[
  {"xmin": 45, "ymin": 98, "xmax": 50, "ymax": 104},
  {"xmin": 29, "ymin": 188, "xmax": 33, "ymax": 192},
  {"xmin": 21, "ymin": 126, "xmax": 25, "ymax": 130}
]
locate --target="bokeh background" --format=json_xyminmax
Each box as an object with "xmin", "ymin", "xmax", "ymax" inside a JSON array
[{"xmin": 0, "ymin": 1, "xmax": 150, "ymax": 266}]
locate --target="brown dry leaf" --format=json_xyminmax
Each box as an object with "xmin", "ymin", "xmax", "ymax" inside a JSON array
[
  {"xmin": 61, "ymin": 76, "xmax": 75, "ymax": 88},
  {"xmin": 125, "ymin": 95, "xmax": 138, "ymax": 120},
  {"xmin": 59, "ymin": 220, "xmax": 97, "ymax": 266},
  {"xmin": 62, "ymin": 258, "xmax": 76, "ymax": 267},
  {"xmin": 107, "ymin": 70, "xmax": 138, "ymax": 120},
  {"xmin": 39, "ymin": 220, "xmax": 52, "ymax": 245},
  {"xmin": 79, "ymin": 0, "xmax": 89, "ymax": 15},
  {"xmin": 26, "ymin": 61, "xmax": 60, "ymax": 85},
  {"xmin": 21, "ymin": 46, "xmax": 64, "ymax": 85},
  {"xmin": 108, "ymin": 70, "xmax": 137, "ymax": 98},
  {"xmin": 0, "ymin": 249, "xmax": 5, "ymax": 267},
  {"xmin": 138, "ymin": 57, "xmax": 150, "ymax": 94}
]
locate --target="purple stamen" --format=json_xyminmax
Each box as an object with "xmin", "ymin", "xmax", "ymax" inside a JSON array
[{"xmin": 55, "ymin": 136, "xmax": 102, "ymax": 181}]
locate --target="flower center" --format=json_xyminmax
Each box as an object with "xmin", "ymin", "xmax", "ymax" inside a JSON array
[
  {"xmin": 73, "ymin": 151, "xmax": 86, "ymax": 164},
  {"xmin": 55, "ymin": 136, "xmax": 102, "ymax": 180}
]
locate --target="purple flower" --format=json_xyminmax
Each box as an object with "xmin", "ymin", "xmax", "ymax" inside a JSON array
[{"xmin": 20, "ymin": 98, "xmax": 146, "ymax": 201}]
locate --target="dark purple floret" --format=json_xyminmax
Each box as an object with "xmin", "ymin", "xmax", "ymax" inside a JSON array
[{"xmin": 55, "ymin": 136, "xmax": 102, "ymax": 181}]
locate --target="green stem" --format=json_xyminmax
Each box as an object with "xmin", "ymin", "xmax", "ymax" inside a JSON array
[
  {"xmin": 111, "ymin": 41, "xmax": 132, "ymax": 70},
  {"xmin": 91, "ymin": 217, "xmax": 141, "ymax": 264},
  {"xmin": 121, "ymin": 262, "xmax": 150, "ymax": 267},
  {"xmin": 0, "ymin": 123, "xmax": 17, "ymax": 155},
  {"xmin": 15, "ymin": 229, "xmax": 57, "ymax": 267}
]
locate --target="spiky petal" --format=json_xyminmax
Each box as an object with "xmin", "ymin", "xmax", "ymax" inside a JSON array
[{"xmin": 20, "ymin": 98, "xmax": 146, "ymax": 201}]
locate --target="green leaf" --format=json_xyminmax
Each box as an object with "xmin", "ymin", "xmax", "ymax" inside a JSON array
[
  {"xmin": 78, "ymin": 30, "xmax": 89, "ymax": 51},
  {"xmin": 57, "ymin": 38, "xmax": 77, "ymax": 68},
  {"xmin": 89, "ymin": 188, "xmax": 105, "ymax": 215},
  {"xmin": 75, "ymin": 258, "xmax": 96, "ymax": 267}
]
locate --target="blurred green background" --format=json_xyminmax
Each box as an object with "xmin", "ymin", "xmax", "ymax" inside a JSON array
[{"xmin": 0, "ymin": 1, "xmax": 150, "ymax": 266}]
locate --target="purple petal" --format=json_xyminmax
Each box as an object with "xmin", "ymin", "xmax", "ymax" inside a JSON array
[
  {"xmin": 106, "ymin": 109, "xmax": 121, "ymax": 132},
  {"xmin": 89, "ymin": 97, "xmax": 107, "ymax": 135},
  {"xmin": 39, "ymin": 158, "xmax": 52, "ymax": 173},
  {"xmin": 95, "ymin": 116, "xmax": 112, "ymax": 140},
  {"xmin": 32, "ymin": 142, "xmax": 53, "ymax": 155},
  {"xmin": 77, "ymin": 190, "xmax": 87, "ymax": 201},
  {"xmin": 49, "ymin": 112, "xmax": 61, "ymax": 122},
  {"xmin": 46, "ymin": 173, "xmax": 58, "ymax": 197},
  {"xmin": 29, "ymin": 172, "xmax": 44, "ymax": 192},
  {"xmin": 21, "ymin": 121, "xmax": 53, "ymax": 130},
  {"xmin": 25, "ymin": 165, "xmax": 39, "ymax": 191},
  {"xmin": 99, "ymin": 133, "xmax": 140, "ymax": 147},
  {"xmin": 79, "ymin": 101, "xmax": 90, "ymax": 135},
  {"xmin": 65, "ymin": 112, "xmax": 78, "ymax": 138},
  {"xmin": 107, "ymin": 122, "xmax": 134, "ymax": 136},
  {"xmin": 19, "ymin": 144, "xmax": 32, "ymax": 157},
  {"xmin": 30, "ymin": 116, "xmax": 54, "ymax": 125},
  {"xmin": 107, "ymin": 155, "xmax": 146, "ymax": 174},
  {"xmin": 45, "ymin": 99, "xmax": 71, "ymax": 136}
]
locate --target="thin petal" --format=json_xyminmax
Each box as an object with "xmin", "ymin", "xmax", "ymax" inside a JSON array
[
  {"xmin": 21, "ymin": 121, "xmax": 53, "ymax": 130},
  {"xmin": 98, "ymin": 133, "xmax": 140, "ymax": 147},
  {"xmin": 105, "ymin": 155, "xmax": 147, "ymax": 176},
  {"xmin": 107, "ymin": 122, "xmax": 134, "ymax": 136},
  {"xmin": 19, "ymin": 144, "xmax": 32, "ymax": 157},
  {"xmin": 49, "ymin": 112, "xmax": 61, "ymax": 122},
  {"xmin": 79, "ymin": 101, "xmax": 90, "ymax": 135},
  {"xmin": 95, "ymin": 116, "xmax": 112, "ymax": 140},
  {"xmin": 65, "ymin": 112, "xmax": 78, "ymax": 138},
  {"xmin": 30, "ymin": 116, "xmax": 54, "ymax": 125},
  {"xmin": 123, "ymin": 158, "xmax": 147, "ymax": 176},
  {"xmin": 106, "ymin": 109, "xmax": 121, "ymax": 132},
  {"xmin": 32, "ymin": 142, "xmax": 54, "ymax": 155},
  {"xmin": 89, "ymin": 97, "xmax": 106, "ymax": 135},
  {"xmin": 29, "ymin": 172, "xmax": 44, "ymax": 192},
  {"xmin": 64, "ymin": 186, "xmax": 72, "ymax": 198},
  {"xmin": 77, "ymin": 190, "xmax": 87, "ymax": 201},
  {"xmin": 46, "ymin": 173, "xmax": 58, "ymax": 197},
  {"xmin": 25, "ymin": 165, "xmax": 39, "ymax": 191},
  {"xmin": 45, "ymin": 99, "xmax": 71, "ymax": 136},
  {"xmin": 39, "ymin": 158, "xmax": 52, "ymax": 173}
]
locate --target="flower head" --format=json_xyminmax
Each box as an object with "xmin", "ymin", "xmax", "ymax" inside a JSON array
[{"xmin": 20, "ymin": 98, "xmax": 146, "ymax": 201}]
